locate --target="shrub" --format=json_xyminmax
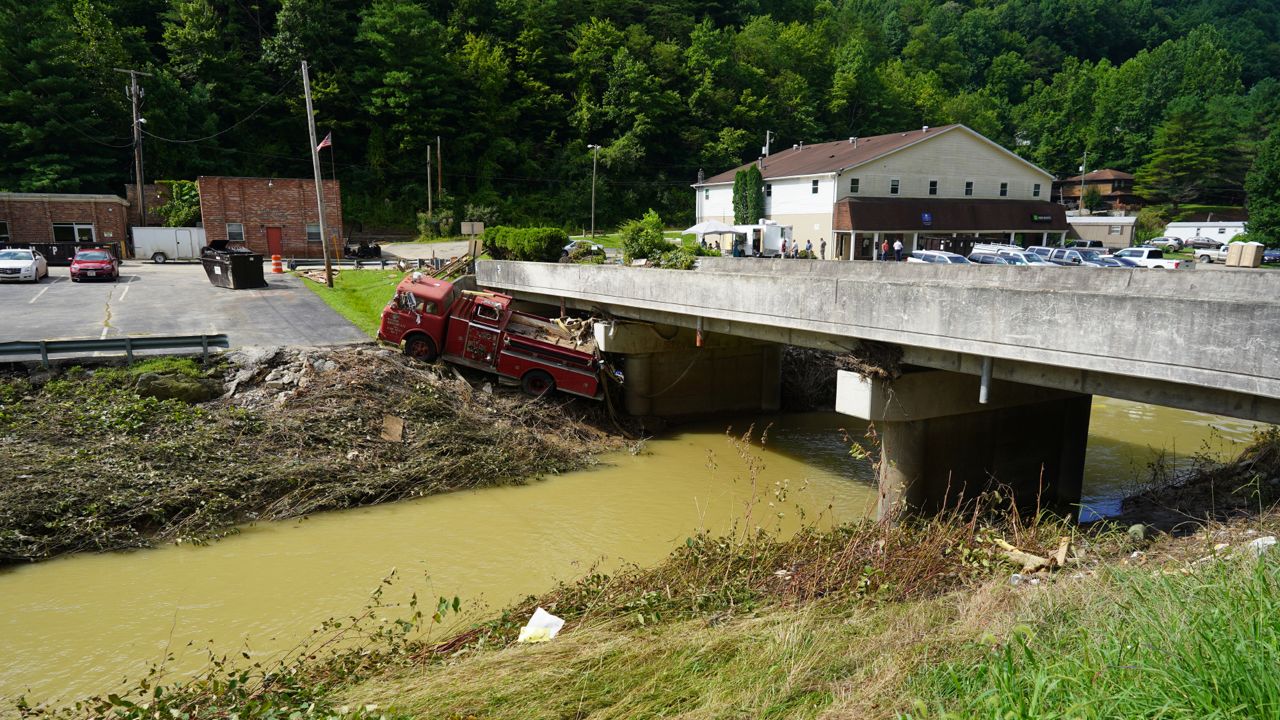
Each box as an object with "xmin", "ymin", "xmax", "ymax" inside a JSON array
[
  {"xmin": 620, "ymin": 209, "xmax": 669, "ymax": 261},
  {"xmin": 482, "ymin": 226, "xmax": 568, "ymax": 262}
]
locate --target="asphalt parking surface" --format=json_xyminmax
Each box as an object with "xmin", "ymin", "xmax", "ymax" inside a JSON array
[{"xmin": 0, "ymin": 262, "xmax": 370, "ymax": 347}]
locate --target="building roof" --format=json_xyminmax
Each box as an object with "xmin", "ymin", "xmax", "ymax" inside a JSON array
[
  {"xmin": 699, "ymin": 125, "xmax": 1053, "ymax": 186},
  {"xmin": 1166, "ymin": 220, "xmax": 1246, "ymax": 228},
  {"xmin": 0, "ymin": 192, "xmax": 129, "ymax": 205},
  {"xmin": 834, "ymin": 197, "xmax": 1068, "ymax": 233},
  {"xmin": 1067, "ymin": 215, "xmax": 1137, "ymax": 225},
  {"xmin": 1058, "ymin": 169, "xmax": 1133, "ymax": 183}
]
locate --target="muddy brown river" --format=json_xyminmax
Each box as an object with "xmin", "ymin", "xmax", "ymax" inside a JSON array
[{"xmin": 0, "ymin": 401, "xmax": 1264, "ymax": 706}]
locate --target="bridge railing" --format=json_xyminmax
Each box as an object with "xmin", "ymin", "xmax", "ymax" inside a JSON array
[{"xmin": 0, "ymin": 334, "xmax": 230, "ymax": 367}]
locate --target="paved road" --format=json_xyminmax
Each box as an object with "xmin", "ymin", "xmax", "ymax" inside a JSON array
[
  {"xmin": 0, "ymin": 262, "xmax": 369, "ymax": 347},
  {"xmin": 381, "ymin": 241, "xmax": 470, "ymax": 260}
]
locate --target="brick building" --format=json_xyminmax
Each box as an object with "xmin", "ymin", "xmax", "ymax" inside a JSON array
[
  {"xmin": 0, "ymin": 192, "xmax": 129, "ymax": 252},
  {"xmin": 124, "ymin": 183, "xmax": 171, "ymax": 227},
  {"xmin": 197, "ymin": 176, "xmax": 342, "ymax": 258}
]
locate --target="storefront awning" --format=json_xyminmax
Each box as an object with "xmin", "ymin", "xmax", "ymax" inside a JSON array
[{"xmin": 834, "ymin": 198, "xmax": 1068, "ymax": 233}]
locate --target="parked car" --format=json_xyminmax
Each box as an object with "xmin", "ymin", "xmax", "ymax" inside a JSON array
[
  {"xmin": 1066, "ymin": 239, "xmax": 1110, "ymax": 252},
  {"xmin": 1026, "ymin": 245, "xmax": 1055, "ymax": 258},
  {"xmin": 1147, "ymin": 236, "xmax": 1183, "ymax": 251},
  {"xmin": 0, "ymin": 248, "xmax": 49, "ymax": 283},
  {"xmin": 69, "ymin": 248, "xmax": 120, "ymax": 282},
  {"xmin": 563, "ymin": 239, "xmax": 605, "ymax": 256},
  {"xmin": 908, "ymin": 250, "xmax": 971, "ymax": 264},
  {"xmin": 1264, "ymin": 248, "xmax": 1280, "ymax": 265},
  {"xmin": 968, "ymin": 251, "xmax": 1010, "ymax": 265},
  {"xmin": 1195, "ymin": 245, "xmax": 1231, "ymax": 263},
  {"xmin": 996, "ymin": 249, "xmax": 1057, "ymax": 266},
  {"xmin": 1109, "ymin": 247, "xmax": 1185, "ymax": 269},
  {"xmin": 1183, "ymin": 236, "xmax": 1224, "ymax": 250},
  {"xmin": 1049, "ymin": 248, "xmax": 1115, "ymax": 267}
]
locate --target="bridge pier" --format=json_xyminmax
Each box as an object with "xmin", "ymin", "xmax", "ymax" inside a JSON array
[
  {"xmin": 595, "ymin": 321, "xmax": 782, "ymax": 417},
  {"xmin": 836, "ymin": 369, "xmax": 1091, "ymax": 520}
]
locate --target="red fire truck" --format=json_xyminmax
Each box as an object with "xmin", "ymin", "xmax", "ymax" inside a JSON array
[{"xmin": 377, "ymin": 273, "xmax": 602, "ymax": 399}]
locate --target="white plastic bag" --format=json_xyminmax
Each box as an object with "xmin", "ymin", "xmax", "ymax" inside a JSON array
[{"xmin": 517, "ymin": 607, "xmax": 565, "ymax": 643}]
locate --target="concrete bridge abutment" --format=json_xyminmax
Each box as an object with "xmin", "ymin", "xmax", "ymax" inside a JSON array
[
  {"xmin": 836, "ymin": 369, "xmax": 1091, "ymax": 520},
  {"xmin": 595, "ymin": 321, "xmax": 782, "ymax": 417}
]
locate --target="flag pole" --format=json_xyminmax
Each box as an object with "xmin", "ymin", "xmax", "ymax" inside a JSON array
[{"xmin": 301, "ymin": 60, "xmax": 333, "ymax": 288}]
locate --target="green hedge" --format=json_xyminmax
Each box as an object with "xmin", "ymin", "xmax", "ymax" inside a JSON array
[{"xmin": 482, "ymin": 226, "xmax": 568, "ymax": 262}]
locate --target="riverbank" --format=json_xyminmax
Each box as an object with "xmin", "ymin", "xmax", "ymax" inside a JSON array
[
  {"xmin": 0, "ymin": 346, "xmax": 628, "ymax": 564},
  {"xmin": 23, "ymin": 430, "xmax": 1279, "ymax": 719}
]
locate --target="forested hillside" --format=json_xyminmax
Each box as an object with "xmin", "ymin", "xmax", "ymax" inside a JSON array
[{"xmin": 2, "ymin": 0, "xmax": 1278, "ymax": 231}]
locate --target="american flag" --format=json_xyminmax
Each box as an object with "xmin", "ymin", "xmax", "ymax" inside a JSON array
[{"xmin": 316, "ymin": 132, "xmax": 333, "ymax": 151}]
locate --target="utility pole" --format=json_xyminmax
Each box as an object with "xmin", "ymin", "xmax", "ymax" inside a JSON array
[
  {"xmin": 426, "ymin": 145, "xmax": 433, "ymax": 215},
  {"xmin": 1079, "ymin": 150, "xmax": 1088, "ymax": 213},
  {"xmin": 587, "ymin": 144, "xmax": 600, "ymax": 238},
  {"xmin": 114, "ymin": 68, "xmax": 153, "ymax": 229},
  {"xmin": 436, "ymin": 135, "xmax": 443, "ymax": 198},
  {"xmin": 301, "ymin": 60, "xmax": 332, "ymax": 288}
]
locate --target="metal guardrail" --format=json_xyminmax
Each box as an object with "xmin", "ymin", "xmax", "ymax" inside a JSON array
[{"xmin": 0, "ymin": 334, "xmax": 230, "ymax": 367}]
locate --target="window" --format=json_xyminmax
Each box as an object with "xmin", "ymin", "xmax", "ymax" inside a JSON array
[
  {"xmin": 1033, "ymin": 183, "xmax": 1041, "ymax": 198},
  {"xmin": 1108, "ymin": 225, "xmax": 1123, "ymax": 235},
  {"xmin": 765, "ymin": 183, "xmax": 772, "ymax": 197},
  {"xmin": 811, "ymin": 179, "xmax": 819, "ymax": 194},
  {"xmin": 226, "ymin": 222, "xmax": 245, "ymax": 242},
  {"xmin": 1218, "ymin": 227, "xmax": 1226, "ymax": 234},
  {"xmin": 306, "ymin": 223, "xmax": 321, "ymax": 242},
  {"xmin": 928, "ymin": 180, "xmax": 938, "ymax": 196},
  {"xmin": 890, "ymin": 178, "xmax": 900, "ymax": 195},
  {"xmin": 704, "ymin": 188, "xmax": 709, "ymax": 200},
  {"xmin": 849, "ymin": 178, "xmax": 860, "ymax": 193},
  {"xmin": 964, "ymin": 181, "xmax": 974, "ymax": 196},
  {"xmin": 0, "ymin": 221, "xmax": 8, "ymax": 243},
  {"xmin": 999, "ymin": 182, "xmax": 1009, "ymax": 197},
  {"xmin": 52, "ymin": 222, "xmax": 95, "ymax": 242}
]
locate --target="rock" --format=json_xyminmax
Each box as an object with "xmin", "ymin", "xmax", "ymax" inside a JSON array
[
  {"xmin": 135, "ymin": 372, "xmax": 222, "ymax": 404},
  {"xmin": 1127, "ymin": 523, "xmax": 1148, "ymax": 542},
  {"xmin": 1009, "ymin": 573, "xmax": 1024, "ymax": 586},
  {"xmin": 225, "ymin": 345, "xmax": 281, "ymax": 374},
  {"xmin": 1247, "ymin": 536, "xmax": 1277, "ymax": 557},
  {"xmin": 264, "ymin": 368, "xmax": 298, "ymax": 387},
  {"xmin": 311, "ymin": 358, "xmax": 339, "ymax": 374}
]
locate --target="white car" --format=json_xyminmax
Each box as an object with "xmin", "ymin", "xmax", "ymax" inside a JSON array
[
  {"xmin": 563, "ymin": 239, "xmax": 605, "ymax": 256},
  {"xmin": 0, "ymin": 248, "xmax": 49, "ymax": 283},
  {"xmin": 996, "ymin": 249, "xmax": 1058, "ymax": 266},
  {"xmin": 907, "ymin": 250, "xmax": 971, "ymax": 264}
]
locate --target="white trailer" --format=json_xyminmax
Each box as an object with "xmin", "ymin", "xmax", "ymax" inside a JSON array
[
  {"xmin": 1163, "ymin": 221, "xmax": 1246, "ymax": 245},
  {"xmin": 730, "ymin": 220, "xmax": 793, "ymax": 257},
  {"xmin": 132, "ymin": 226, "xmax": 207, "ymax": 263}
]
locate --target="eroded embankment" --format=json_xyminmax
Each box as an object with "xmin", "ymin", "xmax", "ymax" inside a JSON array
[{"xmin": 0, "ymin": 346, "xmax": 627, "ymax": 564}]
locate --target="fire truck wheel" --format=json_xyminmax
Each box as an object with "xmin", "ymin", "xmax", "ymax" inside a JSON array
[
  {"xmin": 403, "ymin": 335, "xmax": 438, "ymax": 362},
  {"xmin": 521, "ymin": 370, "xmax": 555, "ymax": 397}
]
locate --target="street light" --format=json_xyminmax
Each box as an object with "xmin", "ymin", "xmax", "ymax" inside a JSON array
[{"xmin": 588, "ymin": 144, "xmax": 601, "ymax": 238}]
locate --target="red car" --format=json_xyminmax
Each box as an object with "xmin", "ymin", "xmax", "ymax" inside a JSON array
[{"xmin": 70, "ymin": 249, "xmax": 120, "ymax": 282}]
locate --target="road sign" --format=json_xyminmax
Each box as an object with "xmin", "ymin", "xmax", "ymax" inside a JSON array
[{"xmin": 461, "ymin": 221, "xmax": 485, "ymax": 236}]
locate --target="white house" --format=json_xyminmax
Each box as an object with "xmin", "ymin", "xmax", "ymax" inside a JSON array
[
  {"xmin": 1163, "ymin": 221, "xmax": 1247, "ymax": 244},
  {"xmin": 694, "ymin": 124, "xmax": 1069, "ymax": 260}
]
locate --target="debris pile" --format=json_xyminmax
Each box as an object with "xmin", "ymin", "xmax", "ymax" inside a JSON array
[{"xmin": 0, "ymin": 345, "xmax": 626, "ymax": 563}]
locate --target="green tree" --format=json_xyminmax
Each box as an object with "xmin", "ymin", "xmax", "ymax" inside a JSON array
[
  {"xmin": 1245, "ymin": 129, "xmax": 1280, "ymax": 247},
  {"xmin": 156, "ymin": 180, "xmax": 201, "ymax": 227},
  {"xmin": 731, "ymin": 165, "xmax": 763, "ymax": 224},
  {"xmin": 1135, "ymin": 100, "xmax": 1242, "ymax": 208},
  {"xmin": 1081, "ymin": 185, "xmax": 1104, "ymax": 212},
  {"xmin": 620, "ymin": 208, "xmax": 668, "ymax": 261}
]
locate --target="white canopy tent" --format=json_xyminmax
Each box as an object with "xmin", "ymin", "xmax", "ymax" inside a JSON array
[{"xmin": 684, "ymin": 220, "xmax": 738, "ymax": 238}]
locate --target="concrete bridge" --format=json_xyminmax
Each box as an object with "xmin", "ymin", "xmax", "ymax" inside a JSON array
[{"xmin": 477, "ymin": 258, "xmax": 1279, "ymax": 517}]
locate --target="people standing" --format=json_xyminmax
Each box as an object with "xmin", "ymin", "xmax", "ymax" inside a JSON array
[
  {"xmin": 781, "ymin": 238, "xmax": 788, "ymax": 258},
  {"xmin": 880, "ymin": 238, "xmax": 889, "ymax": 261},
  {"xmin": 820, "ymin": 239, "xmax": 827, "ymax": 260},
  {"xmin": 805, "ymin": 239, "xmax": 813, "ymax": 257},
  {"xmin": 893, "ymin": 238, "xmax": 904, "ymax": 261}
]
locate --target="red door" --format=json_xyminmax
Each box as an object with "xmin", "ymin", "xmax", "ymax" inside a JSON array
[{"xmin": 265, "ymin": 227, "xmax": 283, "ymax": 256}]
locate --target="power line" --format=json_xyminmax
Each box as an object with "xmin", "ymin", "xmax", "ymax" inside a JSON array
[{"xmin": 140, "ymin": 75, "xmax": 298, "ymax": 144}]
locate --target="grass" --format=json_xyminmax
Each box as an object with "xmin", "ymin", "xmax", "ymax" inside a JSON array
[
  {"xmin": 902, "ymin": 554, "xmax": 1280, "ymax": 719},
  {"xmin": 569, "ymin": 230, "xmax": 686, "ymax": 250},
  {"xmin": 298, "ymin": 268, "xmax": 405, "ymax": 337}
]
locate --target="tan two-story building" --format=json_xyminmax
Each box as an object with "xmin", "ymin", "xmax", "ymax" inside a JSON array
[{"xmin": 694, "ymin": 124, "xmax": 1068, "ymax": 259}]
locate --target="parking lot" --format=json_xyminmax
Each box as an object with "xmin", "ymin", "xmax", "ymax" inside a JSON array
[{"xmin": 0, "ymin": 261, "xmax": 370, "ymax": 347}]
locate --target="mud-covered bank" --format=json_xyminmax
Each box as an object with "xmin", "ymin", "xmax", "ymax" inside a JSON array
[{"xmin": 0, "ymin": 346, "xmax": 627, "ymax": 564}]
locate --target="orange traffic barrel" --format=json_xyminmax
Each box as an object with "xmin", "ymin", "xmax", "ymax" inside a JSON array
[{"xmin": 271, "ymin": 254, "xmax": 284, "ymax": 273}]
